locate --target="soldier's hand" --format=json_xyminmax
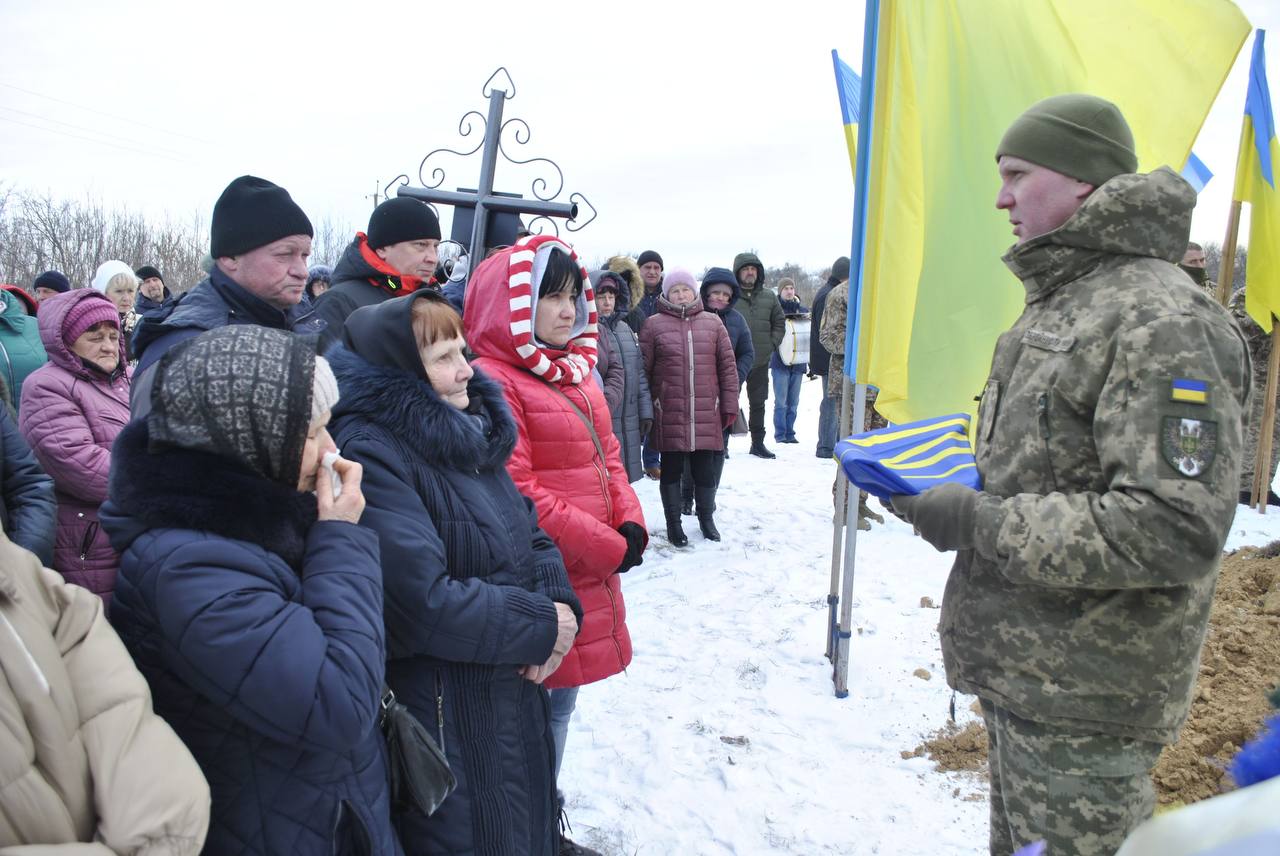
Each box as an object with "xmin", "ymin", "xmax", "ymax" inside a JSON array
[{"xmin": 890, "ymin": 483, "xmax": 979, "ymax": 552}]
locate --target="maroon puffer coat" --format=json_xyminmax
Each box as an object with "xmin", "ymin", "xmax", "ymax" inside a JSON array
[
  {"xmin": 640, "ymin": 297, "xmax": 738, "ymax": 452},
  {"xmin": 18, "ymin": 290, "xmax": 130, "ymax": 602}
]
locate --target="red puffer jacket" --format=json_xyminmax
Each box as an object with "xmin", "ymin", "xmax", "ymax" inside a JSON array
[
  {"xmin": 640, "ymin": 297, "xmax": 738, "ymax": 452},
  {"xmin": 465, "ymin": 236, "xmax": 646, "ymax": 688}
]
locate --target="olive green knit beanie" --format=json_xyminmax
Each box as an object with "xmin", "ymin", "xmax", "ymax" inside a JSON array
[{"xmin": 996, "ymin": 94, "xmax": 1138, "ymax": 187}]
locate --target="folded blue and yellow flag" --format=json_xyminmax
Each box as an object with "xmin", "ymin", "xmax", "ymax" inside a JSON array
[{"xmin": 835, "ymin": 413, "xmax": 980, "ymax": 501}]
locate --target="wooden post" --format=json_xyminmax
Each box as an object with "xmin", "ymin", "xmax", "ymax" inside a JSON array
[
  {"xmin": 1252, "ymin": 322, "xmax": 1280, "ymax": 513},
  {"xmin": 1216, "ymin": 200, "xmax": 1242, "ymax": 307}
]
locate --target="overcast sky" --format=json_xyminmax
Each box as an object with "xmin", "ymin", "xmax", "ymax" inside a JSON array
[{"xmin": 2, "ymin": 0, "xmax": 1278, "ymax": 273}]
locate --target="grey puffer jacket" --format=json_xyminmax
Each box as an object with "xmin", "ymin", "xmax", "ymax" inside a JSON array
[{"xmin": 593, "ymin": 270, "xmax": 652, "ymax": 482}]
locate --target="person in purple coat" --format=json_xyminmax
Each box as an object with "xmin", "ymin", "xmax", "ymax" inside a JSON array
[
  {"xmin": 19, "ymin": 289, "xmax": 130, "ymax": 602},
  {"xmin": 639, "ymin": 268, "xmax": 738, "ymax": 547}
]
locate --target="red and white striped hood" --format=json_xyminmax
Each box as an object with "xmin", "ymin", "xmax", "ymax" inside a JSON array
[{"xmin": 463, "ymin": 234, "xmax": 598, "ymax": 385}]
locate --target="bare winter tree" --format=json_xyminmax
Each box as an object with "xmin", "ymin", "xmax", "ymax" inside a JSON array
[
  {"xmin": 1202, "ymin": 240, "xmax": 1248, "ymax": 292},
  {"xmin": 0, "ymin": 187, "xmax": 209, "ymax": 295}
]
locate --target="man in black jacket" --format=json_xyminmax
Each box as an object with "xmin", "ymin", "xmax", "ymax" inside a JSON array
[
  {"xmin": 810, "ymin": 256, "xmax": 850, "ymax": 458},
  {"xmin": 308, "ymin": 197, "xmax": 441, "ymax": 349}
]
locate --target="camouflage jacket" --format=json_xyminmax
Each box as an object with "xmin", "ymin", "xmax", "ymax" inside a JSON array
[{"xmin": 944, "ymin": 167, "xmax": 1251, "ymax": 743}]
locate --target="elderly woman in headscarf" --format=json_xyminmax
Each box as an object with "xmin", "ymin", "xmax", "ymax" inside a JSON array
[{"xmin": 100, "ymin": 326, "xmax": 401, "ymax": 856}]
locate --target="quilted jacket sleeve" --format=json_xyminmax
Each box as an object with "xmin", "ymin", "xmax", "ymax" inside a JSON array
[
  {"xmin": 522, "ymin": 495, "xmax": 583, "ymax": 628},
  {"xmin": 1, "ymin": 406, "xmax": 56, "ymax": 566},
  {"xmin": 347, "ymin": 434, "xmax": 561, "ymax": 666},
  {"xmin": 34, "ymin": 555, "xmax": 209, "ymax": 855},
  {"xmin": 19, "ymin": 371, "xmax": 111, "ymax": 505},
  {"xmin": 151, "ymin": 522, "xmax": 385, "ymax": 753}
]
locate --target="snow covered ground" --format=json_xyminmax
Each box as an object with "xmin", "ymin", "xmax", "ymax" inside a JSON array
[{"xmin": 556, "ymin": 378, "xmax": 1280, "ymax": 855}]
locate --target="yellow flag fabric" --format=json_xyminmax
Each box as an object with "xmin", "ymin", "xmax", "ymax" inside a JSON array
[
  {"xmin": 1233, "ymin": 31, "xmax": 1280, "ymax": 333},
  {"xmin": 857, "ymin": 0, "xmax": 1249, "ymax": 424}
]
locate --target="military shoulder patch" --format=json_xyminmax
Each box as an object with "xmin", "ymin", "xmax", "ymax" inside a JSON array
[
  {"xmin": 1170, "ymin": 378, "xmax": 1208, "ymax": 405},
  {"xmin": 1161, "ymin": 417, "xmax": 1217, "ymax": 478}
]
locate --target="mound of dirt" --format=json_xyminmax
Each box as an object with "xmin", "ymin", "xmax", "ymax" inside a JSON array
[
  {"xmin": 1153, "ymin": 546, "xmax": 1280, "ymax": 806},
  {"xmin": 901, "ymin": 720, "xmax": 988, "ymax": 774}
]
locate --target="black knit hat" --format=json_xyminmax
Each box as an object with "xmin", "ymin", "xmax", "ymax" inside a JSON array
[
  {"xmin": 210, "ymin": 175, "xmax": 313, "ymax": 258},
  {"xmin": 831, "ymin": 257, "xmax": 851, "ymax": 282},
  {"xmin": 636, "ymin": 250, "xmax": 663, "ymax": 269},
  {"xmin": 32, "ymin": 270, "xmax": 71, "ymax": 294},
  {"xmin": 135, "ymin": 265, "xmax": 164, "ymax": 283},
  {"xmin": 367, "ymin": 197, "xmax": 442, "ymax": 250}
]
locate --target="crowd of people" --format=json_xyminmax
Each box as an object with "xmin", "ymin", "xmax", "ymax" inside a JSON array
[
  {"xmin": 4, "ymin": 91, "xmax": 1279, "ymax": 856},
  {"xmin": 0, "ymin": 171, "xmax": 832, "ymax": 856}
]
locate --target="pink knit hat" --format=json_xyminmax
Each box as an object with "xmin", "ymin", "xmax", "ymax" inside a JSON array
[
  {"xmin": 662, "ymin": 267, "xmax": 697, "ymax": 300},
  {"xmin": 62, "ymin": 294, "xmax": 119, "ymax": 347}
]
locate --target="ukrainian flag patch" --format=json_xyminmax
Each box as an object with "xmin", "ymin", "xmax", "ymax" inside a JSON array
[{"xmin": 1170, "ymin": 378, "xmax": 1208, "ymax": 405}]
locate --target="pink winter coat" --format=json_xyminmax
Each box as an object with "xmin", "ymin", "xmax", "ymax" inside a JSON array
[
  {"xmin": 640, "ymin": 297, "xmax": 738, "ymax": 452},
  {"xmin": 464, "ymin": 236, "xmax": 647, "ymax": 689},
  {"xmin": 19, "ymin": 290, "xmax": 130, "ymax": 603}
]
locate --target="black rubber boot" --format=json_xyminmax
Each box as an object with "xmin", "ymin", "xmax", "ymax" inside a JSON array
[
  {"xmin": 695, "ymin": 486, "xmax": 720, "ymax": 541},
  {"xmin": 749, "ymin": 431, "xmax": 776, "ymax": 459},
  {"xmin": 659, "ymin": 482, "xmax": 688, "ymax": 547}
]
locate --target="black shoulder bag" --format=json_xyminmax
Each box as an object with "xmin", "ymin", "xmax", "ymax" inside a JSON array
[{"xmin": 380, "ymin": 685, "xmax": 456, "ymax": 817}]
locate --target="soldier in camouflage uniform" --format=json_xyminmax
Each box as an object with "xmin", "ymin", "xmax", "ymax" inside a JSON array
[
  {"xmin": 1181, "ymin": 241, "xmax": 1280, "ymax": 504},
  {"xmin": 818, "ymin": 276, "xmax": 886, "ymax": 529},
  {"xmin": 892, "ymin": 95, "xmax": 1251, "ymax": 856}
]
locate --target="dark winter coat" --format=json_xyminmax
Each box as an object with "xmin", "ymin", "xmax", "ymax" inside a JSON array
[
  {"xmin": 131, "ymin": 265, "xmax": 321, "ymax": 375},
  {"xmin": 809, "ymin": 279, "xmax": 838, "ymax": 376},
  {"xmin": 640, "ymin": 297, "xmax": 738, "ymax": 453},
  {"xmin": 101, "ymin": 421, "xmax": 400, "ymax": 856},
  {"xmin": 309, "ymin": 234, "xmax": 432, "ymax": 351},
  {"xmin": 19, "ymin": 290, "xmax": 130, "ymax": 602},
  {"xmin": 593, "ymin": 317, "xmax": 626, "ymax": 417},
  {"xmin": 0, "ymin": 288, "xmax": 47, "ymax": 415},
  {"xmin": 328, "ymin": 306, "xmax": 582, "ymax": 853},
  {"xmin": 464, "ymin": 238, "xmax": 646, "ymax": 689},
  {"xmin": 732, "ymin": 252, "xmax": 785, "ymax": 369},
  {"xmin": 594, "ymin": 271, "xmax": 653, "ymax": 483},
  {"xmin": 700, "ymin": 267, "xmax": 754, "ymax": 386},
  {"xmin": 0, "ymin": 402, "xmax": 55, "ymax": 566},
  {"xmin": 134, "ymin": 285, "xmax": 174, "ymax": 317}
]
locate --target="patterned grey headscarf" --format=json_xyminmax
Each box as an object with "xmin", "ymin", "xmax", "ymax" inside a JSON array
[{"xmin": 148, "ymin": 326, "xmax": 317, "ymax": 487}]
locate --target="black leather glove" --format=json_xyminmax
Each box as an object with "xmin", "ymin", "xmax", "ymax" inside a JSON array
[
  {"xmin": 639, "ymin": 419, "xmax": 653, "ymax": 439},
  {"xmin": 890, "ymin": 483, "xmax": 979, "ymax": 553},
  {"xmin": 806, "ymin": 371, "xmax": 818, "ymax": 380},
  {"xmin": 616, "ymin": 522, "xmax": 647, "ymax": 573}
]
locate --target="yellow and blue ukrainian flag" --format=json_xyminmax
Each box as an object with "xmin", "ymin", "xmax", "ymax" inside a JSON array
[
  {"xmin": 831, "ymin": 49, "xmax": 861, "ymax": 180},
  {"xmin": 835, "ymin": 413, "xmax": 979, "ymax": 501},
  {"xmin": 1236, "ymin": 30, "xmax": 1280, "ymax": 333}
]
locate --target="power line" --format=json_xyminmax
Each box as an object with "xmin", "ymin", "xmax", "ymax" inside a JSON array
[
  {"xmin": 0, "ymin": 80, "xmax": 213, "ymax": 145},
  {"xmin": 0, "ymin": 115, "xmax": 190, "ymax": 164},
  {"xmin": 0, "ymin": 104, "xmax": 190, "ymax": 160}
]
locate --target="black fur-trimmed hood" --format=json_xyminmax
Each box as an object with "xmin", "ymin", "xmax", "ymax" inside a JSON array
[
  {"xmin": 102, "ymin": 420, "xmax": 318, "ymax": 569},
  {"xmin": 326, "ymin": 344, "xmax": 517, "ymax": 473}
]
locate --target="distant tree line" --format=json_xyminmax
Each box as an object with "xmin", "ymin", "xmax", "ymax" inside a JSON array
[{"xmin": 0, "ymin": 185, "xmax": 353, "ymax": 294}]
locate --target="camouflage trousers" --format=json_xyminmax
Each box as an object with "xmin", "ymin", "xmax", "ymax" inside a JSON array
[{"xmin": 980, "ymin": 699, "xmax": 1163, "ymax": 856}]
